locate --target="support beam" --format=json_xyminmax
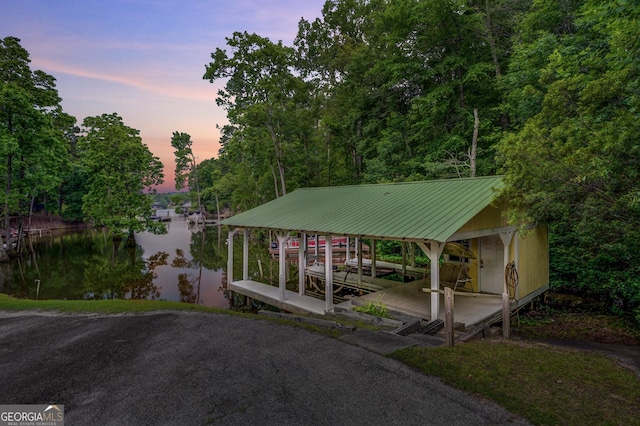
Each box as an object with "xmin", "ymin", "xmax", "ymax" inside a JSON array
[
  {"xmin": 410, "ymin": 242, "xmax": 416, "ymax": 267},
  {"xmin": 502, "ymin": 292, "xmax": 511, "ymax": 338},
  {"xmin": 445, "ymin": 287, "xmax": 455, "ymax": 347},
  {"xmin": 402, "ymin": 242, "xmax": 407, "ymax": 276},
  {"xmin": 500, "ymin": 231, "xmax": 514, "ymax": 338},
  {"xmin": 371, "ymin": 238, "xmax": 377, "ymax": 277},
  {"xmin": 227, "ymin": 228, "xmax": 236, "ymax": 286},
  {"xmin": 417, "ymin": 240, "xmax": 446, "ymax": 322},
  {"xmin": 324, "ymin": 234, "xmax": 333, "ymax": 312},
  {"xmin": 357, "ymin": 237, "xmax": 363, "ymax": 288},
  {"xmin": 298, "ymin": 233, "xmax": 306, "ymax": 296},
  {"xmin": 276, "ymin": 231, "xmax": 289, "ymax": 302},
  {"xmin": 345, "ymin": 236, "xmax": 350, "ymax": 263},
  {"xmin": 243, "ymin": 228, "xmax": 249, "ymax": 280},
  {"xmin": 429, "ymin": 241, "xmax": 446, "ymax": 322},
  {"xmin": 499, "ymin": 231, "xmax": 514, "ymax": 294},
  {"xmin": 314, "ymin": 234, "xmax": 319, "ymax": 260}
]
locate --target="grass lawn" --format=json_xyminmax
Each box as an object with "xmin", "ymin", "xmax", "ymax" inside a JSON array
[
  {"xmin": 0, "ymin": 293, "xmax": 232, "ymax": 315},
  {"xmin": 392, "ymin": 293, "xmax": 640, "ymax": 425},
  {"xmin": 391, "ymin": 340, "xmax": 640, "ymax": 425}
]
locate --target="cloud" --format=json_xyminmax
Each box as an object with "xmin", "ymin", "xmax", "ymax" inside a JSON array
[{"xmin": 32, "ymin": 57, "xmax": 218, "ymax": 102}]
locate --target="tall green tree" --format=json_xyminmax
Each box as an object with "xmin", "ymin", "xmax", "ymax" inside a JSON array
[
  {"xmin": 498, "ymin": 0, "xmax": 640, "ymax": 314},
  {"xmin": 171, "ymin": 131, "xmax": 204, "ymax": 216},
  {"xmin": 204, "ymin": 31, "xmax": 316, "ymax": 206},
  {"xmin": 56, "ymin": 115, "xmax": 86, "ymax": 222},
  {"xmin": 0, "ymin": 37, "xmax": 70, "ymax": 253},
  {"xmin": 79, "ymin": 113, "xmax": 165, "ymax": 239},
  {"xmin": 200, "ymin": 0, "xmax": 526, "ymax": 213},
  {"xmin": 295, "ymin": 0, "xmax": 376, "ymax": 184},
  {"xmin": 295, "ymin": 0, "xmax": 521, "ymax": 184}
]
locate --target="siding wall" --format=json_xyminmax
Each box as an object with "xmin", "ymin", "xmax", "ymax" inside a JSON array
[
  {"xmin": 515, "ymin": 225, "xmax": 550, "ymax": 297},
  {"xmin": 451, "ymin": 201, "xmax": 548, "ymax": 298},
  {"xmin": 455, "ymin": 201, "xmax": 509, "ymax": 234}
]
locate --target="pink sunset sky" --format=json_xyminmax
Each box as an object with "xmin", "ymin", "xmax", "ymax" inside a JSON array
[{"xmin": 1, "ymin": 0, "xmax": 326, "ymax": 192}]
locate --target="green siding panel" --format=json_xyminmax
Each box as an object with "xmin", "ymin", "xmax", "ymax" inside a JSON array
[{"xmin": 221, "ymin": 176, "xmax": 504, "ymax": 242}]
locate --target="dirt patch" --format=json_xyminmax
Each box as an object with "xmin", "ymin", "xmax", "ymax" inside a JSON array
[
  {"xmin": 512, "ymin": 292, "xmax": 640, "ymax": 376},
  {"xmin": 514, "ymin": 293, "xmax": 640, "ymax": 346}
]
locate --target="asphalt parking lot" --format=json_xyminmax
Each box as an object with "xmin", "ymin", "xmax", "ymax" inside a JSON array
[{"xmin": 0, "ymin": 311, "xmax": 529, "ymax": 425}]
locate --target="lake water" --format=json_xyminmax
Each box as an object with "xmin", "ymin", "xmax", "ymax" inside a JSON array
[{"xmin": 0, "ymin": 211, "xmax": 276, "ymax": 308}]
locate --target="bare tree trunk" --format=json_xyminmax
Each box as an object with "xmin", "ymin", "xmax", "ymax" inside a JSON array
[
  {"xmin": 483, "ymin": 0, "xmax": 502, "ymax": 77},
  {"xmin": 266, "ymin": 121, "xmax": 287, "ymax": 197},
  {"xmin": 215, "ymin": 193, "xmax": 220, "ymax": 222},
  {"xmin": 189, "ymin": 152, "xmax": 205, "ymax": 220},
  {"xmin": 277, "ymin": 158, "xmax": 286, "ymax": 196},
  {"xmin": 471, "ymin": 108, "xmax": 479, "ymax": 178},
  {"xmin": 271, "ymin": 165, "xmax": 279, "ymax": 199},
  {"xmin": 15, "ymin": 219, "xmax": 24, "ymax": 255}
]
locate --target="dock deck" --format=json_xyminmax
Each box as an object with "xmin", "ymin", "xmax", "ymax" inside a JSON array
[
  {"xmin": 229, "ymin": 280, "xmax": 327, "ymax": 315},
  {"xmin": 353, "ymin": 280, "xmax": 503, "ymax": 326},
  {"xmin": 228, "ymin": 276, "xmax": 506, "ymax": 328}
]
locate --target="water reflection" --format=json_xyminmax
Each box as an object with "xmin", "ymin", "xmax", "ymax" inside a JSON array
[{"xmin": 0, "ymin": 215, "xmax": 234, "ymax": 308}]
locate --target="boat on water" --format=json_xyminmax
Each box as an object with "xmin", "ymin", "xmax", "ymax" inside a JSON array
[
  {"xmin": 269, "ymin": 236, "xmax": 369, "ymax": 256},
  {"xmin": 271, "ymin": 235, "xmax": 346, "ymax": 249}
]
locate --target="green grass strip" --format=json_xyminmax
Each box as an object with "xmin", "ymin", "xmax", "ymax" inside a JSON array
[
  {"xmin": 391, "ymin": 340, "xmax": 640, "ymax": 425},
  {"xmin": 0, "ymin": 293, "xmax": 233, "ymax": 315}
]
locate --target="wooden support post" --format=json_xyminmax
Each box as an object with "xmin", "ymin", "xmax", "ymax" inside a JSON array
[
  {"xmin": 227, "ymin": 228, "xmax": 236, "ymax": 286},
  {"xmin": 357, "ymin": 237, "xmax": 363, "ymax": 288},
  {"xmin": 298, "ymin": 233, "xmax": 306, "ymax": 296},
  {"xmin": 499, "ymin": 231, "xmax": 514, "ymax": 294},
  {"xmin": 445, "ymin": 287, "xmax": 455, "ymax": 347},
  {"xmin": 276, "ymin": 232, "xmax": 288, "ymax": 302},
  {"xmin": 402, "ymin": 242, "xmax": 407, "ymax": 277},
  {"xmin": 314, "ymin": 234, "xmax": 319, "ymax": 260},
  {"xmin": 499, "ymin": 231, "xmax": 514, "ymax": 339},
  {"xmin": 345, "ymin": 236, "xmax": 350, "ymax": 263},
  {"xmin": 324, "ymin": 234, "xmax": 333, "ymax": 312},
  {"xmin": 416, "ymin": 240, "xmax": 445, "ymax": 322},
  {"xmin": 371, "ymin": 239, "xmax": 377, "ymax": 277},
  {"xmin": 429, "ymin": 241, "xmax": 446, "ymax": 322},
  {"xmin": 410, "ymin": 242, "xmax": 416, "ymax": 267},
  {"xmin": 243, "ymin": 228, "xmax": 249, "ymax": 281},
  {"xmin": 502, "ymin": 292, "xmax": 511, "ymax": 338}
]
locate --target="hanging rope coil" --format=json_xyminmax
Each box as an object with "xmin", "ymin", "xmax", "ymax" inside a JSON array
[
  {"xmin": 505, "ymin": 261, "xmax": 520, "ymax": 325},
  {"xmin": 505, "ymin": 261, "xmax": 519, "ymax": 302}
]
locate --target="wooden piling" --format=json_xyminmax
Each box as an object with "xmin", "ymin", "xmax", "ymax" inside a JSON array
[
  {"xmin": 502, "ymin": 292, "xmax": 510, "ymax": 338},
  {"xmin": 445, "ymin": 287, "xmax": 454, "ymax": 347}
]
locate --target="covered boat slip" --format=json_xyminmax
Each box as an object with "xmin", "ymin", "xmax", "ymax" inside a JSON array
[
  {"xmin": 228, "ymin": 278, "xmax": 504, "ymax": 326},
  {"xmin": 221, "ymin": 176, "xmax": 550, "ymax": 327}
]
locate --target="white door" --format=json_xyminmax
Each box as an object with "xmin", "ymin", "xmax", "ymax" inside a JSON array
[{"xmin": 479, "ymin": 235, "xmax": 504, "ymax": 294}]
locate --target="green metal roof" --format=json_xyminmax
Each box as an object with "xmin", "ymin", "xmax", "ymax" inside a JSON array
[{"xmin": 221, "ymin": 176, "xmax": 504, "ymax": 242}]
